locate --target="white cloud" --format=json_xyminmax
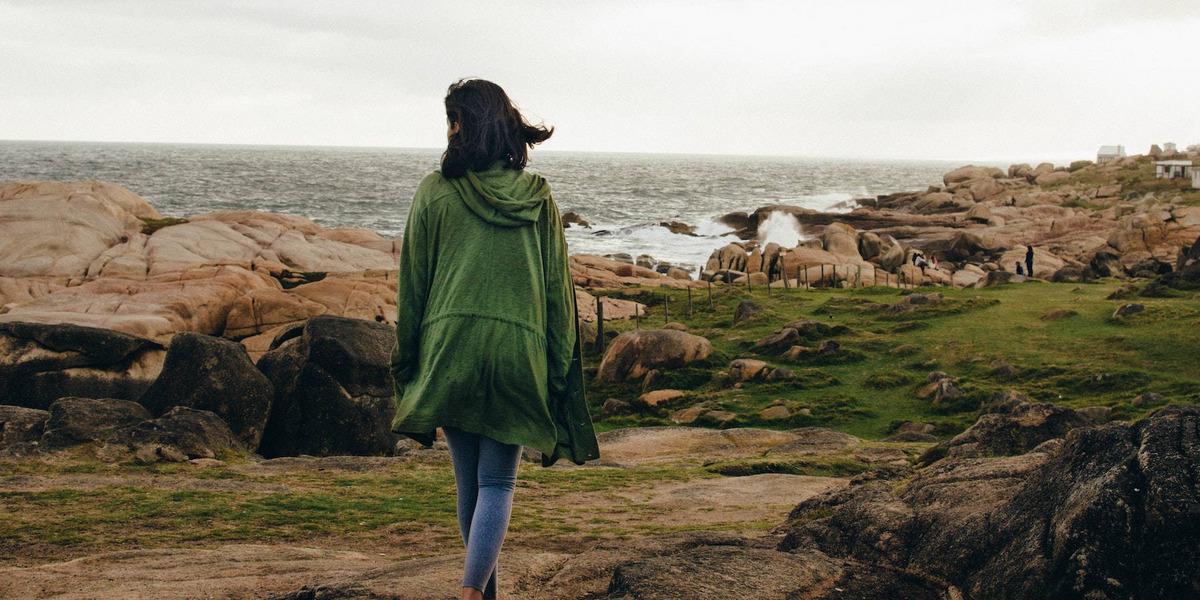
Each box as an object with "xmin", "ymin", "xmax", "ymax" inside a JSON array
[{"xmin": 0, "ymin": 0, "xmax": 1197, "ymax": 160}]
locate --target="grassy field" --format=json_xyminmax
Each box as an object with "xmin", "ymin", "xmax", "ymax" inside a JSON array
[
  {"xmin": 2, "ymin": 279, "xmax": 1196, "ymax": 568},
  {"xmin": 584, "ymin": 279, "xmax": 1200, "ymax": 438}
]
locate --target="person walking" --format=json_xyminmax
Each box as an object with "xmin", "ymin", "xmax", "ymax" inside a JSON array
[{"xmin": 389, "ymin": 78, "xmax": 600, "ymax": 600}]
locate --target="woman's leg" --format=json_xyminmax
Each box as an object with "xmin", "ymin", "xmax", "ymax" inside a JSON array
[
  {"xmin": 443, "ymin": 427, "xmax": 521, "ymax": 599},
  {"xmin": 462, "ymin": 434, "xmax": 521, "ymax": 599},
  {"xmin": 443, "ymin": 427, "xmax": 481, "ymax": 553}
]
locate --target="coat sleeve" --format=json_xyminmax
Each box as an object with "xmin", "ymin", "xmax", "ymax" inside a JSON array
[
  {"xmin": 390, "ymin": 195, "xmax": 431, "ymax": 388},
  {"xmin": 543, "ymin": 196, "xmax": 575, "ymax": 398}
]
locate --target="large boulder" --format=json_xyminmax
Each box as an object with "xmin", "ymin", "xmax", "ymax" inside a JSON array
[
  {"xmin": 39, "ymin": 396, "xmax": 151, "ymax": 449},
  {"xmin": 0, "ymin": 321, "xmax": 165, "ymax": 410},
  {"xmin": 917, "ymin": 394, "xmax": 1089, "ymax": 465},
  {"xmin": 597, "ymin": 330, "xmax": 713, "ymax": 381},
  {"xmin": 943, "ymin": 165, "xmax": 1004, "ymax": 185},
  {"xmin": 138, "ymin": 333, "xmax": 274, "ymax": 449},
  {"xmin": 0, "ymin": 405, "xmax": 50, "ymax": 456},
  {"xmin": 779, "ymin": 404, "xmax": 1200, "ymax": 599},
  {"xmin": 819, "ymin": 222, "xmax": 860, "ymax": 260},
  {"xmin": 256, "ymin": 315, "xmax": 399, "ymax": 457},
  {"xmin": 705, "ymin": 243, "xmax": 749, "ymax": 272},
  {"xmin": 120, "ymin": 406, "xmax": 240, "ymax": 460},
  {"xmin": 35, "ymin": 396, "xmax": 237, "ymax": 460},
  {"xmin": 0, "ymin": 264, "xmax": 281, "ymax": 341},
  {"xmin": 0, "ymin": 181, "xmax": 158, "ymax": 278},
  {"xmin": 857, "ymin": 232, "xmax": 883, "ymax": 261}
]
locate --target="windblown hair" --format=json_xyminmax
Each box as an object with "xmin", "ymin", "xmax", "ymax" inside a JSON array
[{"xmin": 441, "ymin": 78, "xmax": 553, "ymax": 178}]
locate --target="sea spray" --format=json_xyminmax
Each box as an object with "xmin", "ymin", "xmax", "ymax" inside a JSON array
[{"xmin": 757, "ymin": 211, "xmax": 806, "ymax": 248}]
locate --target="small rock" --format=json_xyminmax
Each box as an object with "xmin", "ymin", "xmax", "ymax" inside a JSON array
[
  {"xmin": 602, "ymin": 398, "xmax": 631, "ymax": 415},
  {"xmin": 766, "ymin": 367, "xmax": 795, "ymax": 382},
  {"xmin": 728, "ymin": 359, "xmax": 770, "ymax": 383},
  {"xmin": 135, "ymin": 444, "xmax": 189, "ymax": 463},
  {"xmin": 733, "ymin": 300, "xmax": 763, "ymax": 325},
  {"xmin": 754, "ymin": 328, "xmax": 801, "ymax": 350},
  {"xmin": 989, "ymin": 360, "xmax": 1018, "ymax": 378},
  {"xmin": 1132, "ymin": 392, "xmax": 1165, "ymax": 407},
  {"xmin": 889, "ymin": 344, "xmax": 920, "ymax": 355},
  {"xmin": 699, "ymin": 410, "xmax": 737, "ymax": 427},
  {"xmin": 670, "ymin": 405, "xmax": 704, "ymax": 424},
  {"xmin": 780, "ymin": 345, "xmax": 812, "ymax": 361},
  {"xmin": 662, "ymin": 322, "xmax": 688, "ymax": 331},
  {"xmin": 638, "ymin": 389, "xmax": 686, "ymax": 407},
  {"xmin": 1076, "ymin": 406, "xmax": 1113, "ymax": 425},
  {"xmin": 897, "ymin": 422, "xmax": 935, "ymax": 434},
  {"xmin": 759, "ymin": 406, "xmax": 791, "ymax": 420},
  {"xmin": 1107, "ymin": 284, "xmax": 1139, "ymax": 300},
  {"xmin": 1042, "ymin": 308, "xmax": 1076, "ymax": 321},
  {"xmin": 817, "ymin": 340, "xmax": 840, "ymax": 353},
  {"xmin": 562, "ymin": 212, "xmax": 589, "ymax": 228},
  {"xmin": 1112, "ymin": 303, "xmax": 1145, "ymax": 319}
]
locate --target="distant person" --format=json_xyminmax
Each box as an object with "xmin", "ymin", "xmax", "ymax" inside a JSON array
[
  {"xmin": 912, "ymin": 251, "xmax": 929, "ymax": 270},
  {"xmin": 390, "ymin": 78, "xmax": 599, "ymax": 600},
  {"xmin": 1016, "ymin": 262, "xmax": 1025, "ymax": 276},
  {"xmin": 1025, "ymin": 245, "xmax": 1035, "ymax": 278}
]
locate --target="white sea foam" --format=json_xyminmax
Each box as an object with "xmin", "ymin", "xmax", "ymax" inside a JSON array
[
  {"xmin": 564, "ymin": 219, "xmax": 739, "ymax": 275},
  {"xmin": 757, "ymin": 211, "xmax": 805, "ymax": 248}
]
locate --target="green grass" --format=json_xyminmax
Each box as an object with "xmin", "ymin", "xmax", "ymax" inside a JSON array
[
  {"xmin": 139, "ymin": 216, "xmax": 189, "ymax": 234},
  {"xmin": 584, "ymin": 281, "xmax": 1200, "ymax": 439}
]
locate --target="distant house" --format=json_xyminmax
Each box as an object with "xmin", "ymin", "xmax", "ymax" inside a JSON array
[
  {"xmin": 1097, "ymin": 145, "xmax": 1125, "ymax": 163},
  {"xmin": 1164, "ymin": 142, "xmax": 1177, "ymax": 153},
  {"xmin": 1155, "ymin": 160, "xmax": 1194, "ymax": 180},
  {"xmin": 1194, "ymin": 168, "xmax": 1200, "ymax": 190}
]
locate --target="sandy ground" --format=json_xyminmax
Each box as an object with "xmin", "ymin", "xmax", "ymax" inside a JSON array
[{"xmin": 0, "ymin": 427, "xmax": 863, "ymax": 599}]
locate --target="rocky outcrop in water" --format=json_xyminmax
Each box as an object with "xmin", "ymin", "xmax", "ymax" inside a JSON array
[{"xmin": 696, "ymin": 153, "xmax": 1200, "ymax": 289}]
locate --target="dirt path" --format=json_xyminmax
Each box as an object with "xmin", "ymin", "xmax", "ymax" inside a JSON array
[{"xmin": 0, "ymin": 427, "xmax": 875, "ymax": 599}]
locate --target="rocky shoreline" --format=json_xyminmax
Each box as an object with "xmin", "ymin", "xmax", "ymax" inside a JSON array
[
  {"xmin": 2, "ymin": 156, "xmax": 1199, "ymax": 598},
  {"xmin": 2, "ymin": 149, "xmax": 1199, "ymax": 462}
]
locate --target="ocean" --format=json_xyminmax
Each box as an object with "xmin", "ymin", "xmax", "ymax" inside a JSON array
[{"xmin": 0, "ymin": 141, "xmax": 964, "ymax": 273}]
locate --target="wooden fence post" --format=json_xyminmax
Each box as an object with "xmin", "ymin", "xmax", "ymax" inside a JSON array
[{"xmin": 596, "ymin": 298, "xmax": 605, "ymax": 356}]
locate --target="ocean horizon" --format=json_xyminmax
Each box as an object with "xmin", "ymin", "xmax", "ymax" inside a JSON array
[{"xmin": 1, "ymin": 139, "xmax": 992, "ymax": 272}]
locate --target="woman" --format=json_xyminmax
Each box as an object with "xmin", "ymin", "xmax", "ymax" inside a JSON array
[{"xmin": 390, "ymin": 78, "xmax": 599, "ymax": 600}]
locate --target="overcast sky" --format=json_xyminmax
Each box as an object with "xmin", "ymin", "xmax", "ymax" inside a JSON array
[{"xmin": 1, "ymin": 0, "xmax": 1197, "ymax": 162}]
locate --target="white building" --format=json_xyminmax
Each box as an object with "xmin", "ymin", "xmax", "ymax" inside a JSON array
[
  {"xmin": 1155, "ymin": 160, "xmax": 1194, "ymax": 179},
  {"xmin": 1164, "ymin": 142, "xmax": 1177, "ymax": 153},
  {"xmin": 1194, "ymin": 168, "xmax": 1200, "ymax": 190},
  {"xmin": 1097, "ymin": 145, "xmax": 1125, "ymax": 163}
]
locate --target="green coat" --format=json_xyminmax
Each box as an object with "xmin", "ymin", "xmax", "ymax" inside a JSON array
[{"xmin": 389, "ymin": 162, "xmax": 599, "ymax": 466}]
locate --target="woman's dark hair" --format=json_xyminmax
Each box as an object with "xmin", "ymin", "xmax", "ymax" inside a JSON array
[{"xmin": 441, "ymin": 78, "xmax": 553, "ymax": 178}]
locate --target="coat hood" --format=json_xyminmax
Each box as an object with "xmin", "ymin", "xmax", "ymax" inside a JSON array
[{"xmin": 447, "ymin": 162, "xmax": 551, "ymax": 227}]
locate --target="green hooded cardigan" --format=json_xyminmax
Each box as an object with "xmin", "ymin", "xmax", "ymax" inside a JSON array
[{"xmin": 389, "ymin": 163, "xmax": 599, "ymax": 466}]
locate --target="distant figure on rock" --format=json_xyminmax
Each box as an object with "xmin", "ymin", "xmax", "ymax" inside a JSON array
[
  {"xmin": 1025, "ymin": 246, "xmax": 1034, "ymax": 278},
  {"xmin": 389, "ymin": 78, "xmax": 599, "ymax": 600},
  {"xmin": 1015, "ymin": 262, "xmax": 1024, "ymax": 276},
  {"xmin": 912, "ymin": 251, "xmax": 929, "ymax": 271}
]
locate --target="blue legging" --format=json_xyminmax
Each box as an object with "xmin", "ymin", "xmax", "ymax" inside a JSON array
[{"xmin": 443, "ymin": 427, "xmax": 522, "ymax": 598}]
